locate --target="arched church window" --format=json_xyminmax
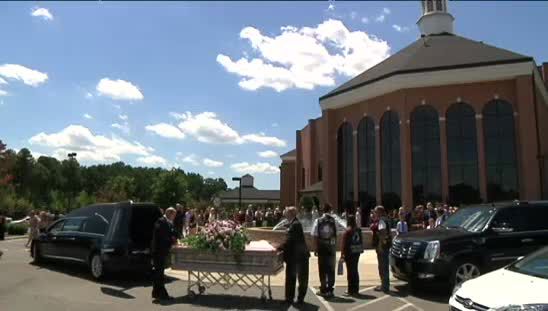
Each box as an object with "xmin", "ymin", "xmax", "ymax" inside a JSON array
[
  {"xmin": 358, "ymin": 117, "xmax": 376, "ymax": 219},
  {"xmin": 483, "ymin": 100, "xmax": 519, "ymax": 202},
  {"xmin": 381, "ymin": 111, "xmax": 401, "ymax": 211},
  {"xmin": 411, "ymin": 105, "xmax": 442, "ymax": 205},
  {"xmin": 337, "ymin": 122, "xmax": 354, "ymax": 214},
  {"xmin": 447, "ymin": 103, "xmax": 481, "ymax": 205}
]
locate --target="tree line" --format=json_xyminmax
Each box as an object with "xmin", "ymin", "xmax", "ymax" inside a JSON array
[{"xmin": 0, "ymin": 140, "xmax": 228, "ymax": 218}]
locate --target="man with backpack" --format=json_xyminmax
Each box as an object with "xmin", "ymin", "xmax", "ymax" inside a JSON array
[
  {"xmin": 310, "ymin": 203, "xmax": 338, "ymax": 298},
  {"xmin": 373, "ymin": 206, "xmax": 392, "ymax": 293},
  {"xmin": 340, "ymin": 215, "xmax": 363, "ymax": 296}
]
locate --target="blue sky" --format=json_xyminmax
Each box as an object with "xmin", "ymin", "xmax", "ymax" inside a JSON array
[{"xmin": 1, "ymin": 1, "xmax": 547, "ymax": 190}]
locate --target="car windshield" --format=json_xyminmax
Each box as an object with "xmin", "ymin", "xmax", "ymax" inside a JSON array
[
  {"xmin": 507, "ymin": 247, "xmax": 548, "ymax": 279},
  {"xmin": 441, "ymin": 207, "xmax": 496, "ymax": 232}
]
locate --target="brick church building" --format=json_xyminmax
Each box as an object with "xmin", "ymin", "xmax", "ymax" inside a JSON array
[{"xmin": 280, "ymin": 0, "xmax": 548, "ymax": 221}]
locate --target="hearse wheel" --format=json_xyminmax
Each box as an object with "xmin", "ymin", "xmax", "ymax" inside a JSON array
[{"xmin": 90, "ymin": 253, "xmax": 104, "ymax": 280}]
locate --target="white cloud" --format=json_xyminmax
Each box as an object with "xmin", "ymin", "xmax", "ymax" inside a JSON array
[
  {"xmin": 169, "ymin": 112, "xmax": 186, "ymax": 120},
  {"xmin": 173, "ymin": 111, "xmax": 287, "ymax": 147},
  {"xmin": 258, "ymin": 150, "xmax": 279, "ymax": 158},
  {"xmin": 31, "ymin": 7, "xmax": 53, "ymax": 21},
  {"xmin": 85, "ymin": 92, "xmax": 93, "ymax": 99},
  {"xmin": 203, "ymin": 158, "xmax": 224, "ymax": 168},
  {"xmin": 0, "ymin": 77, "xmax": 7, "ymax": 85},
  {"xmin": 83, "ymin": 113, "xmax": 93, "ymax": 120},
  {"xmin": 145, "ymin": 123, "xmax": 185, "ymax": 140},
  {"xmin": 231, "ymin": 162, "xmax": 280, "ymax": 175},
  {"xmin": 0, "ymin": 90, "xmax": 8, "ymax": 96},
  {"xmin": 111, "ymin": 122, "xmax": 130, "ymax": 135},
  {"xmin": 28, "ymin": 125, "xmax": 153, "ymax": 163},
  {"xmin": 327, "ymin": 3, "xmax": 335, "ymax": 11},
  {"xmin": 271, "ymin": 122, "xmax": 279, "ymax": 128},
  {"xmin": 113, "ymin": 104, "xmax": 121, "ymax": 110},
  {"xmin": 0, "ymin": 64, "xmax": 48, "ymax": 87},
  {"xmin": 96, "ymin": 78, "xmax": 143, "ymax": 101},
  {"xmin": 136, "ymin": 155, "xmax": 167, "ymax": 167},
  {"xmin": 350, "ymin": 11, "xmax": 357, "ymax": 20},
  {"xmin": 119, "ymin": 114, "xmax": 128, "ymax": 121},
  {"xmin": 217, "ymin": 19, "xmax": 390, "ymax": 92},
  {"xmin": 392, "ymin": 24, "xmax": 410, "ymax": 32},
  {"xmin": 376, "ymin": 8, "xmax": 391, "ymax": 23},
  {"xmin": 361, "ymin": 17, "xmax": 369, "ymax": 24},
  {"xmin": 241, "ymin": 133, "xmax": 286, "ymax": 147},
  {"xmin": 181, "ymin": 154, "xmax": 200, "ymax": 166}
]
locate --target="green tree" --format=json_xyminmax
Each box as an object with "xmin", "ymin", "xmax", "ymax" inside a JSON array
[
  {"xmin": 97, "ymin": 175, "xmax": 136, "ymax": 202},
  {"xmin": 13, "ymin": 148, "xmax": 35, "ymax": 198},
  {"xmin": 152, "ymin": 169, "xmax": 188, "ymax": 208},
  {"xmin": 61, "ymin": 157, "xmax": 82, "ymax": 211},
  {"xmin": 201, "ymin": 178, "xmax": 228, "ymax": 201}
]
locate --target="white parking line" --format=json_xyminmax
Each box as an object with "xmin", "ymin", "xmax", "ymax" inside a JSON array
[
  {"xmin": 347, "ymin": 295, "xmax": 390, "ymax": 311},
  {"xmin": 397, "ymin": 297, "xmax": 424, "ymax": 311},
  {"xmin": 308, "ymin": 286, "xmax": 335, "ymax": 311},
  {"xmin": 359, "ymin": 286, "xmax": 377, "ymax": 293},
  {"xmin": 393, "ymin": 303, "xmax": 412, "ymax": 311}
]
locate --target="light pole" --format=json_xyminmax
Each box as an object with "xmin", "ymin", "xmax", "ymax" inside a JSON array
[
  {"xmin": 66, "ymin": 152, "xmax": 78, "ymax": 211},
  {"xmin": 232, "ymin": 177, "xmax": 242, "ymax": 211}
]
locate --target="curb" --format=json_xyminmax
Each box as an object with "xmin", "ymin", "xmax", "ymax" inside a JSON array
[{"xmin": 3, "ymin": 235, "xmax": 28, "ymax": 241}]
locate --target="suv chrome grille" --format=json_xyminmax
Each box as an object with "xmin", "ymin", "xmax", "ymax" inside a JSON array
[
  {"xmin": 391, "ymin": 239, "xmax": 422, "ymax": 259},
  {"xmin": 455, "ymin": 295, "xmax": 489, "ymax": 311}
]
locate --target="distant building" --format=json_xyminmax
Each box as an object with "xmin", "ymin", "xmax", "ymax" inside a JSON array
[
  {"xmin": 280, "ymin": 0, "xmax": 548, "ymax": 223},
  {"xmin": 216, "ymin": 174, "xmax": 280, "ymax": 208}
]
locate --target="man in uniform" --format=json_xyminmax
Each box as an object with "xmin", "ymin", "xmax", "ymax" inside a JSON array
[
  {"xmin": 151, "ymin": 207, "xmax": 178, "ymax": 301},
  {"xmin": 279, "ymin": 206, "xmax": 309, "ymax": 305},
  {"xmin": 373, "ymin": 206, "xmax": 392, "ymax": 293},
  {"xmin": 311, "ymin": 203, "xmax": 337, "ymax": 298}
]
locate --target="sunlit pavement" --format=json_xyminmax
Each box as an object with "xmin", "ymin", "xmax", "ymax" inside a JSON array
[{"xmin": 0, "ymin": 239, "xmax": 449, "ymax": 311}]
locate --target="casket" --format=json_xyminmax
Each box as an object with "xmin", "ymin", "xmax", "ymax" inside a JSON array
[{"xmin": 171, "ymin": 242, "xmax": 284, "ymax": 275}]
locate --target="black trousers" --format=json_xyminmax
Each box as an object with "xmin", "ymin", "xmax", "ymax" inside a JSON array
[
  {"xmin": 0, "ymin": 230, "xmax": 5, "ymax": 240},
  {"xmin": 345, "ymin": 255, "xmax": 360, "ymax": 293},
  {"xmin": 317, "ymin": 252, "xmax": 336, "ymax": 293},
  {"xmin": 152, "ymin": 254, "xmax": 169, "ymax": 297},
  {"xmin": 285, "ymin": 258, "xmax": 309, "ymax": 302},
  {"xmin": 376, "ymin": 249, "xmax": 390, "ymax": 291}
]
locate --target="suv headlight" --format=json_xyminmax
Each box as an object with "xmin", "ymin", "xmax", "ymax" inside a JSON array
[
  {"xmin": 423, "ymin": 240, "xmax": 440, "ymax": 262},
  {"xmin": 496, "ymin": 305, "xmax": 548, "ymax": 311}
]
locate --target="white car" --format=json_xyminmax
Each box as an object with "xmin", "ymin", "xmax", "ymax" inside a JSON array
[{"xmin": 449, "ymin": 246, "xmax": 548, "ymax": 311}]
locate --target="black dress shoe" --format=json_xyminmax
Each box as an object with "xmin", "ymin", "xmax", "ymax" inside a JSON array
[{"xmin": 295, "ymin": 299, "xmax": 305, "ymax": 305}]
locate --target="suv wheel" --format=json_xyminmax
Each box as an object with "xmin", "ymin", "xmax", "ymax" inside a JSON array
[
  {"xmin": 90, "ymin": 253, "xmax": 104, "ymax": 280},
  {"xmin": 453, "ymin": 261, "xmax": 481, "ymax": 287}
]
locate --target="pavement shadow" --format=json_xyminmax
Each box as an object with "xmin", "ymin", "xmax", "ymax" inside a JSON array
[
  {"xmin": 324, "ymin": 296, "xmax": 355, "ymax": 303},
  {"xmin": 159, "ymin": 294, "xmax": 319, "ymax": 311},
  {"xmin": 31, "ymin": 260, "xmax": 174, "ymax": 291},
  {"xmin": 351, "ymin": 293, "xmax": 376, "ymax": 300},
  {"xmin": 392, "ymin": 284, "xmax": 450, "ymax": 303}
]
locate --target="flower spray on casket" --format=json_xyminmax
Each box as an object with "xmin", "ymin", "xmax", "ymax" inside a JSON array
[{"xmin": 182, "ymin": 220, "xmax": 250, "ymax": 254}]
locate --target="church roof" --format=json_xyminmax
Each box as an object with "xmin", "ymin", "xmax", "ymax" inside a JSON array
[
  {"xmin": 280, "ymin": 149, "xmax": 296, "ymax": 158},
  {"xmin": 321, "ymin": 33, "xmax": 532, "ymax": 101}
]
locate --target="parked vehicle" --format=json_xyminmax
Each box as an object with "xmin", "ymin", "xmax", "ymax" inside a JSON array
[
  {"xmin": 31, "ymin": 202, "xmax": 162, "ymax": 280},
  {"xmin": 389, "ymin": 201, "xmax": 548, "ymax": 289},
  {"xmin": 449, "ymin": 245, "xmax": 548, "ymax": 311}
]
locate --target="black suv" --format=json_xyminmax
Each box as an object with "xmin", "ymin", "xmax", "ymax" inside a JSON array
[
  {"xmin": 31, "ymin": 202, "xmax": 162, "ymax": 279},
  {"xmin": 390, "ymin": 201, "xmax": 548, "ymax": 288}
]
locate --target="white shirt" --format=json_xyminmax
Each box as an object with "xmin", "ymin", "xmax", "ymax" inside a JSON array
[
  {"xmin": 378, "ymin": 219, "xmax": 387, "ymax": 231},
  {"xmin": 355, "ymin": 212, "xmax": 361, "ymax": 228}
]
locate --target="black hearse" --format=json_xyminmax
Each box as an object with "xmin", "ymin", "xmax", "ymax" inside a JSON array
[
  {"xmin": 390, "ymin": 201, "xmax": 548, "ymax": 289},
  {"xmin": 31, "ymin": 202, "xmax": 162, "ymax": 279}
]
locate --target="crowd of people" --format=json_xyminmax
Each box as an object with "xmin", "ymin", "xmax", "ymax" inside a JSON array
[{"xmin": 168, "ymin": 204, "xmax": 286, "ymax": 238}]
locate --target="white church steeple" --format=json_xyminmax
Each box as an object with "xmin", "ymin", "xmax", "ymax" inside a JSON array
[{"xmin": 417, "ymin": 0, "xmax": 454, "ymax": 36}]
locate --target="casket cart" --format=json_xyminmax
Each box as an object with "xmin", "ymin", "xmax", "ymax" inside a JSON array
[{"xmin": 171, "ymin": 246, "xmax": 283, "ymax": 301}]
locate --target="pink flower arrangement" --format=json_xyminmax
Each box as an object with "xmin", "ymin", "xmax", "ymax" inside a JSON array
[{"xmin": 184, "ymin": 220, "xmax": 249, "ymax": 253}]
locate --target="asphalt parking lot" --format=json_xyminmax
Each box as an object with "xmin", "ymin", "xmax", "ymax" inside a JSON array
[{"xmin": 0, "ymin": 238, "xmax": 450, "ymax": 311}]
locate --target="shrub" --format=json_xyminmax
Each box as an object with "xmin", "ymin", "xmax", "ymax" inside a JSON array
[{"xmin": 7, "ymin": 223, "xmax": 28, "ymax": 235}]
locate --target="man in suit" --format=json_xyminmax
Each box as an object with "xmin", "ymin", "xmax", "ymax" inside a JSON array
[
  {"xmin": 151, "ymin": 207, "xmax": 178, "ymax": 301},
  {"xmin": 279, "ymin": 206, "xmax": 310, "ymax": 305}
]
